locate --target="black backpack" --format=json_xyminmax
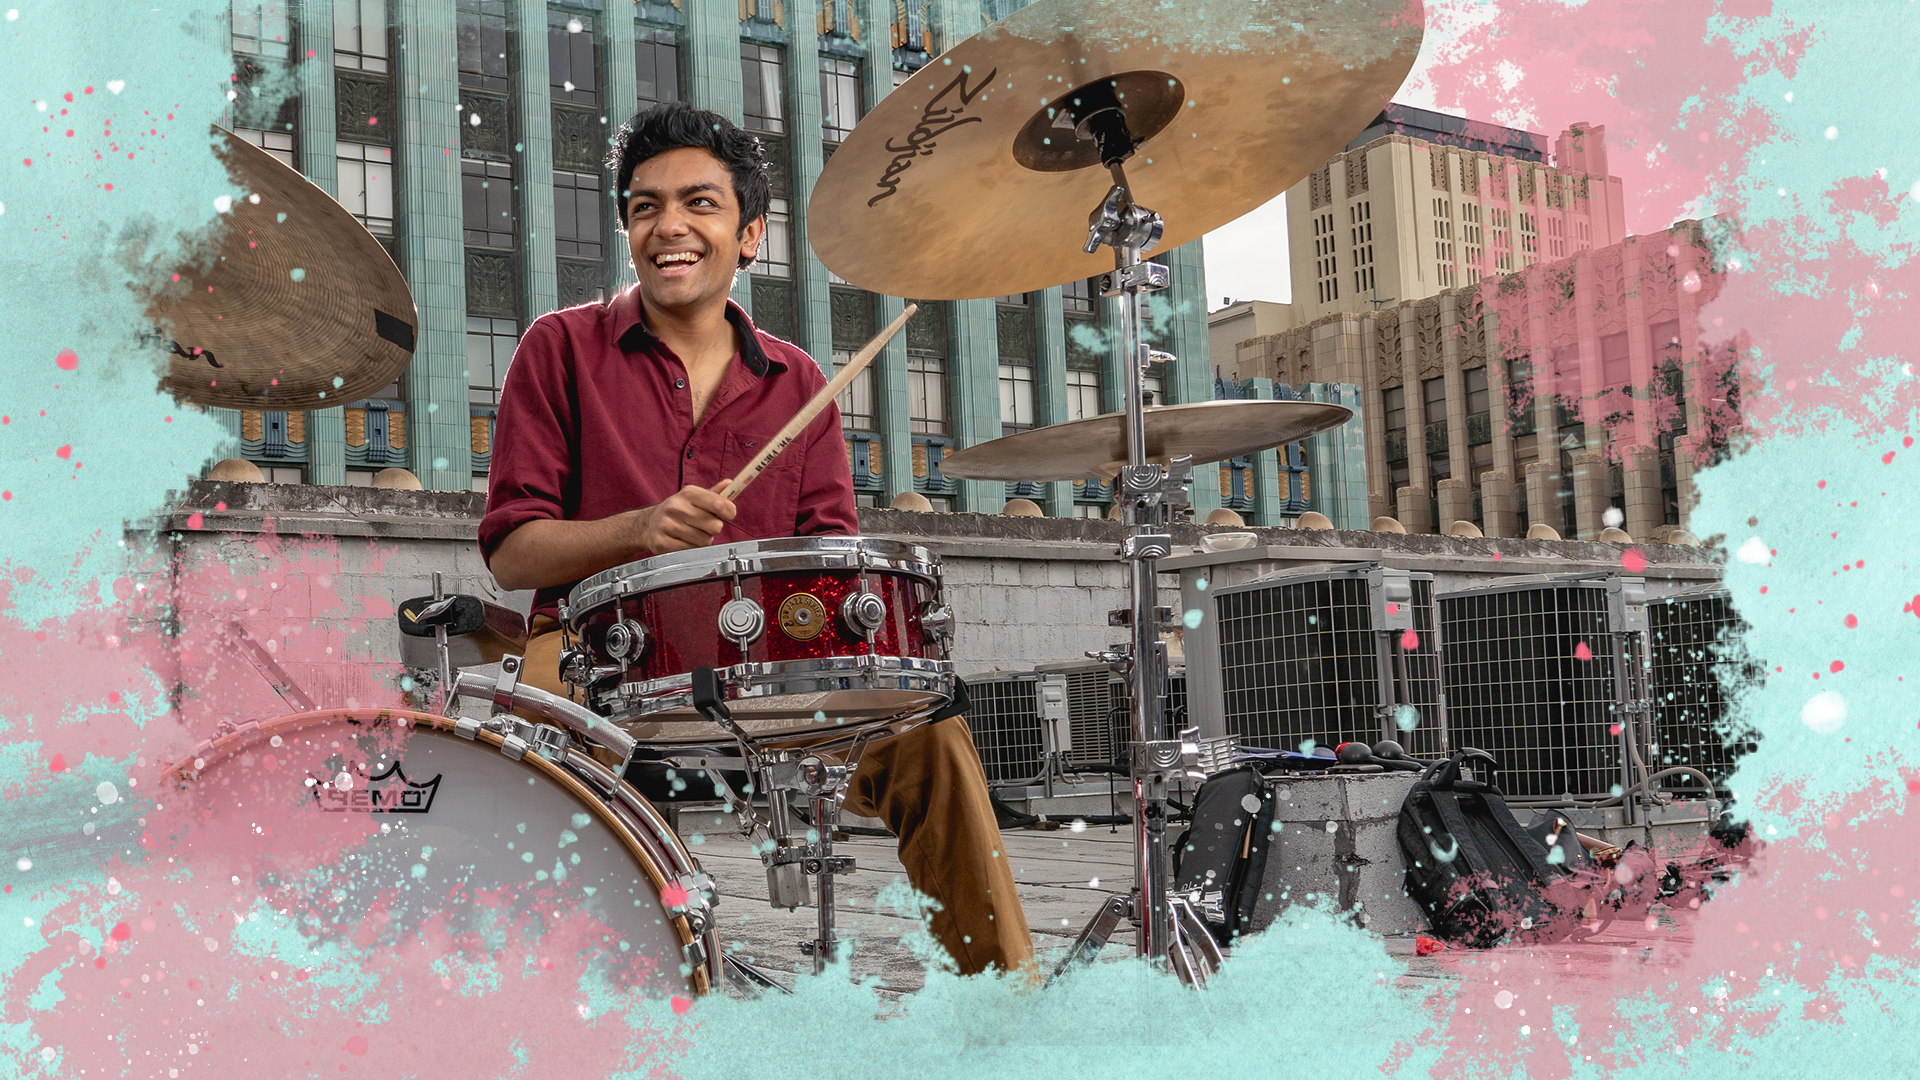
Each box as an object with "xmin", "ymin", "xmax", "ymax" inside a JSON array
[
  {"xmin": 1396, "ymin": 749, "xmax": 1563, "ymax": 948},
  {"xmin": 1170, "ymin": 766, "xmax": 1278, "ymax": 946}
]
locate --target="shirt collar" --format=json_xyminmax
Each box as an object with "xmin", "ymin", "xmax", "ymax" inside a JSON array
[{"xmin": 612, "ymin": 285, "xmax": 779, "ymax": 377}]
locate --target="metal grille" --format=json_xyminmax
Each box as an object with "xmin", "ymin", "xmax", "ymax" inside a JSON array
[
  {"xmin": 1214, "ymin": 569, "xmax": 1445, "ymax": 756},
  {"xmin": 1039, "ymin": 661, "xmax": 1125, "ymax": 769},
  {"xmin": 1166, "ymin": 669, "xmax": 1188, "ymax": 732},
  {"xmin": 964, "ymin": 671, "xmax": 1046, "ymax": 786},
  {"xmin": 1438, "ymin": 579, "xmax": 1621, "ymax": 800},
  {"xmin": 1646, "ymin": 587, "xmax": 1755, "ymax": 792}
]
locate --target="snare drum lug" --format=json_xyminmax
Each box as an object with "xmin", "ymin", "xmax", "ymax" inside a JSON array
[
  {"xmin": 524, "ymin": 723, "xmax": 571, "ymax": 763},
  {"xmin": 454, "ymin": 716, "xmax": 483, "ymax": 741},
  {"xmin": 718, "ymin": 596, "xmax": 765, "ymax": 647},
  {"xmin": 499, "ymin": 733, "xmax": 531, "ymax": 761},
  {"xmin": 841, "ymin": 589, "xmax": 887, "ymax": 636}
]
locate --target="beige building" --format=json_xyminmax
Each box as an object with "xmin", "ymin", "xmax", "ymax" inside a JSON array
[{"xmin": 1227, "ymin": 220, "xmax": 1734, "ymax": 542}]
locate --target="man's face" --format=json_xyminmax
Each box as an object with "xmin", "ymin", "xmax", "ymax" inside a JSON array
[{"xmin": 624, "ymin": 146, "xmax": 764, "ymax": 317}]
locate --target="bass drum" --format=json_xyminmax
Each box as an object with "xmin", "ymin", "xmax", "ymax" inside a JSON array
[{"xmin": 163, "ymin": 708, "xmax": 719, "ymax": 997}]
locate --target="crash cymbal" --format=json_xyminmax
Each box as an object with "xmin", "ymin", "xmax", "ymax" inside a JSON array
[
  {"xmin": 937, "ymin": 400, "xmax": 1353, "ymax": 482},
  {"xmin": 809, "ymin": 0, "xmax": 1422, "ymax": 300},
  {"xmin": 148, "ymin": 128, "xmax": 416, "ymax": 410}
]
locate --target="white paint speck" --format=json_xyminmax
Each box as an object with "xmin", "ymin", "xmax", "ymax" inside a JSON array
[
  {"xmin": 108, "ymin": 80, "xmax": 125, "ymax": 94},
  {"xmin": 1496, "ymin": 989, "xmax": 1514, "ymax": 1008},
  {"xmin": 107, "ymin": 877, "xmax": 121, "ymax": 895},
  {"xmin": 213, "ymin": 195, "xmax": 233, "ymax": 213},
  {"xmin": 567, "ymin": 17, "xmax": 582, "ymax": 32},
  {"xmin": 203, "ymin": 937, "xmax": 219, "ymax": 952},
  {"xmin": 1825, "ymin": 126, "xmax": 1838, "ymax": 140},
  {"xmin": 469, "ymin": 113, "xmax": 482, "ymax": 127},
  {"xmin": 1602, "ymin": 506, "xmax": 1624, "ymax": 528},
  {"xmin": 1735, "ymin": 536, "xmax": 1770, "ymax": 564},
  {"xmin": 14, "ymin": 857, "xmax": 29, "ymax": 872},
  {"xmin": 96, "ymin": 781, "xmax": 119, "ymax": 805},
  {"xmin": 1801, "ymin": 691, "xmax": 1847, "ymax": 734}
]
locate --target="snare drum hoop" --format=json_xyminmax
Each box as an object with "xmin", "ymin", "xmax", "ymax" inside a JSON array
[
  {"xmin": 608, "ymin": 653, "xmax": 954, "ymax": 718},
  {"xmin": 164, "ymin": 708, "xmax": 716, "ymax": 996},
  {"xmin": 566, "ymin": 536, "xmax": 943, "ymax": 628}
]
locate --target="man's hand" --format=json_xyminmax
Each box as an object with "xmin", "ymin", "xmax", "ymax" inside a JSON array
[{"xmin": 636, "ymin": 482, "xmax": 737, "ymax": 553}]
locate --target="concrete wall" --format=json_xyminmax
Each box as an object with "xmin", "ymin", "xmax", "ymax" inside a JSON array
[{"xmin": 145, "ymin": 484, "xmax": 1722, "ymax": 710}]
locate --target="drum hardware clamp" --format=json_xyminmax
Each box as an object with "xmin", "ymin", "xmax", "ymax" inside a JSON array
[
  {"xmin": 718, "ymin": 595, "xmax": 767, "ymax": 649},
  {"xmin": 842, "ymin": 586, "xmax": 887, "ymax": 637}
]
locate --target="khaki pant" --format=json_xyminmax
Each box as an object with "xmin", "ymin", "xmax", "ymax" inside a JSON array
[{"xmin": 521, "ymin": 624, "xmax": 1033, "ymax": 976}]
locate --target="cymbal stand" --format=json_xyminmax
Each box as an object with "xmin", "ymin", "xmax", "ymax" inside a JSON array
[{"xmin": 1053, "ymin": 121, "xmax": 1217, "ymax": 984}]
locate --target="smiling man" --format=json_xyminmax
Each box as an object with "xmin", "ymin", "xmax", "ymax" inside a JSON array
[{"xmin": 478, "ymin": 103, "xmax": 1033, "ymax": 978}]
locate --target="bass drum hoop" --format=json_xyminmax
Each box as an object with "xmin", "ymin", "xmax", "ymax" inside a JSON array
[
  {"xmin": 608, "ymin": 654, "xmax": 953, "ymax": 718},
  {"xmin": 163, "ymin": 707, "xmax": 716, "ymax": 996}
]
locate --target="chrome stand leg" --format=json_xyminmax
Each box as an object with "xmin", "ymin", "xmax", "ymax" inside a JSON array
[
  {"xmin": 722, "ymin": 953, "xmax": 794, "ymax": 996},
  {"xmin": 1052, "ymin": 894, "xmax": 1132, "ymax": 980}
]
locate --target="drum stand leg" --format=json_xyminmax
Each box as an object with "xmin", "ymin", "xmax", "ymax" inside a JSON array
[{"xmin": 1054, "ymin": 154, "xmax": 1218, "ymax": 989}]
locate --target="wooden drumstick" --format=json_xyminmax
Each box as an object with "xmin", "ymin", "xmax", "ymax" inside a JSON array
[{"xmin": 720, "ymin": 302, "xmax": 918, "ymax": 500}]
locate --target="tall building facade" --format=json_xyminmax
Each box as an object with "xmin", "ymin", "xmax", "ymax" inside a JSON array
[
  {"xmin": 1285, "ymin": 104, "xmax": 1628, "ymax": 325},
  {"xmin": 210, "ymin": 0, "xmax": 1221, "ymax": 521},
  {"xmin": 1227, "ymin": 221, "xmax": 1735, "ymax": 542}
]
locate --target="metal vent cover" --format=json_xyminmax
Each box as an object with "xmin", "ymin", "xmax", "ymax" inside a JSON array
[
  {"xmin": 1037, "ymin": 660, "xmax": 1125, "ymax": 770},
  {"xmin": 1645, "ymin": 585, "xmax": 1755, "ymax": 793},
  {"xmin": 1213, "ymin": 566, "xmax": 1445, "ymax": 756},
  {"xmin": 1437, "ymin": 575, "xmax": 1626, "ymax": 801},
  {"xmin": 964, "ymin": 670, "xmax": 1047, "ymax": 787}
]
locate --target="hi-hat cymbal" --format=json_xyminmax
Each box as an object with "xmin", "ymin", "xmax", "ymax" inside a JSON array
[
  {"xmin": 810, "ymin": 0, "xmax": 1422, "ymax": 299},
  {"xmin": 148, "ymin": 129, "xmax": 416, "ymax": 411},
  {"xmin": 937, "ymin": 400, "xmax": 1353, "ymax": 482}
]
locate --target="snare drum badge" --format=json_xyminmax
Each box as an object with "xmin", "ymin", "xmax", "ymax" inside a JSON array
[
  {"xmin": 311, "ymin": 760, "xmax": 442, "ymax": 814},
  {"xmin": 776, "ymin": 592, "xmax": 829, "ymax": 641}
]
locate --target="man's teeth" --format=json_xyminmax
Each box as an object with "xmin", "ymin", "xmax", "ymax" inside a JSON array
[{"xmin": 656, "ymin": 252, "xmax": 700, "ymax": 266}]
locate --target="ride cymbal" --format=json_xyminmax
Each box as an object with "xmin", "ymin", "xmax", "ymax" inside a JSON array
[
  {"xmin": 149, "ymin": 129, "xmax": 416, "ymax": 411},
  {"xmin": 937, "ymin": 399, "xmax": 1354, "ymax": 482},
  {"xmin": 809, "ymin": 0, "xmax": 1422, "ymax": 299}
]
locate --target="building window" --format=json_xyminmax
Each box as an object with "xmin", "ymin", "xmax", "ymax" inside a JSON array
[
  {"xmin": 1065, "ymin": 369, "xmax": 1102, "ymax": 421},
  {"xmin": 1422, "ymin": 375, "xmax": 1449, "ymax": 461},
  {"xmin": 740, "ymin": 42, "xmax": 786, "ymax": 134},
  {"xmin": 1465, "ymin": 366, "xmax": 1491, "ymax": 446},
  {"xmin": 907, "ymin": 355, "xmax": 947, "ymax": 434},
  {"xmin": 1506, "ymin": 357, "xmax": 1536, "ymax": 436},
  {"xmin": 820, "ymin": 56, "xmax": 861, "ymax": 144},
  {"xmin": 259, "ymin": 465, "xmax": 304, "ymax": 484},
  {"xmin": 1431, "ymin": 198, "xmax": 1455, "ymax": 288},
  {"xmin": 1491, "ymin": 207, "xmax": 1513, "ymax": 273},
  {"xmin": 553, "ymin": 170, "xmax": 602, "ymax": 259},
  {"xmin": 231, "ymin": 1, "xmax": 291, "ymax": 59},
  {"xmin": 1062, "ymin": 276, "xmax": 1097, "ymax": 314},
  {"xmin": 1143, "ymin": 363, "xmax": 1165, "ymax": 406},
  {"xmin": 1383, "ymin": 385, "xmax": 1407, "ymax": 463},
  {"xmin": 636, "ymin": 27, "xmax": 681, "ymax": 108},
  {"xmin": 1348, "ymin": 201, "xmax": 1374, "ymax": 297},
  {"xmin": 1519, "ymin": 211, "xmax": 1538, "ymax": 261},
  {"xmin": 1547, "ymin": 215, "xmax": 1566, "ymax": 259},
  {"xmin": 1461, "ymin": 202, "xmax": 1483, "ymax": 284},
  {"xmin": 337, "ymin": 141, "xmax": 394, "ymax": 235},
  {"xmin": 1313, "ymin": 211, "xmax": 1338, "ymax": 304},
  {"xmin": 548, "ymin": 10, "xmax": 597, "ymax": 105},
  {"xmin": 752, "ymin": 197, "xmax": 793, "ymax": 278},
  {"xmin": 334, "ymin": 0, "xmax": 388, "ymax": 72},
  {"xmin": 834, "ymin": 352, "xmax": 877, "ymax": 431},
  {"xmin": 1600, "ymin": 331, "xmax": 1631, "ymax": 391},
  {"xmin": 462, "ymin": 159, "xmax": 515, "ymax": 248},
  {"xmin": 234, "ymin": 127, "xmax": 295, "ymax": 167},
  {"xmin": 1574, "ymin": 218, "xmax": 1591, "ymax": 251},
  {"xmin": 467, "ymin": 316, "xmax": 519, "ymax": 404},
  {"xmin": 457, "ymin": 0, "xmax": 510, "ymax": 92},
  {"xmin": 998, "ymin": 362, "xmax": 1035, "ymax": 432}
]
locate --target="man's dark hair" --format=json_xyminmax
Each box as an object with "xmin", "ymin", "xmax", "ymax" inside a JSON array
[{"xmin": 608, "ymin": 102, "xmax": 771, "ymax": 269}]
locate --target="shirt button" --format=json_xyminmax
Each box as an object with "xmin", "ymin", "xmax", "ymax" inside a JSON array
[
  {"xmin": 685, "ymin": 450, "xmax": 694, "ymax": 460},
  {"xmin": 675, "ymin": 378, "xmax": 686, "ymax": 389}
]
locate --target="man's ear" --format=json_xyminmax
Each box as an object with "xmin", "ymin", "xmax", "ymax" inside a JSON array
[{"xmin": 736, "ymin": 214, "xmax": 767, "ymax": 268}]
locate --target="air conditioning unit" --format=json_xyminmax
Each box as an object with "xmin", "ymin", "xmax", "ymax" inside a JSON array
[
  {"xmin": 1644, "ymin": 585, "xmax": 1754, "ymax": 794},
  {"xmin": 1035, "ymin": 660, "xmax": 1126, "ymax": 771},
  {"xmin": 1437, "ymin": 574, "xmax": 1647, "ymax": 802},
  {"xmin": 1209, "ymin": 565, "xmax": 1446, "ymax": 757},
  {"xmin": 963, "ymin": 670, "xmax": 1069, "ymax": 788}
]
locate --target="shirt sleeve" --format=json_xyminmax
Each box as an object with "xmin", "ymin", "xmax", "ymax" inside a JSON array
[
  {"xmin": 479, "ymin": 316, "xmax": 575, "ymax": 564},
  {"xmin": 793, "ymin": 392, "xmax": 861, "ymax": 538}
]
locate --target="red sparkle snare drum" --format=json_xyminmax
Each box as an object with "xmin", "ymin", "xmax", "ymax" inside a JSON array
[{"xmin": 561, "ymin": 537, "xmax": 956, "ymax": 746}]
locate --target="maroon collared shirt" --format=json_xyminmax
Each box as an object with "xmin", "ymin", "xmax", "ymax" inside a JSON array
[{"xmin": 479, "ymin": 288, "xmax": 858, "ymax": 621}]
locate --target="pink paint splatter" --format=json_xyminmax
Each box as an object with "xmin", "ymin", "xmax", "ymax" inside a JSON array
[
  {"xmin": 47, "ymin": 753, "xmax": 65, "ymax": 772},
  {"xmin": 1573, "ymin": 641, "xmax": 1594, "ymax": 661},
  {"xmin": 1620, "ymin": 548, "xmax": 1647, "ymax": 573},
  {"xmin": 671, "ymin": 996, "xmax": 692, "ymax": 1015},
  {"xmin": 1884, "ymin": 451, "xmax": 1897, "ymax": 464},
  {"xmin": 185, "ymin": 511, "xmax": 203, "ymax": 529},
  {"xmin": 1831, "ymin": 660, "xmax": 1845, "ymax": 673},
  {"xmin": 54, "ymin": 445, "xmax": 70, "ymax": 460},
  {"xmin": 1399, "ymin": 627, "xmax": 1419, "ymax": 650},
  {"xmin": 54, "ymin": 349, "xmax": 77, "ymax": 371},
  {"xmin": 1844, "ymin": 614, "xmax": 1857, "ymax": 628},
  {"xmin": 344, "ymin": 1035, "xmax": 368, "ymax": 1056}
]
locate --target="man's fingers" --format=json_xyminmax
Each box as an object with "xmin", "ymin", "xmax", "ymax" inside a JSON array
[{"xmin": 681, "ymin": 485, "xmax": 738, "ymax": 521}]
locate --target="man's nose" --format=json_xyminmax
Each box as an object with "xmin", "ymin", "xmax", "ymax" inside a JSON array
[{"xmin": 655, "ymin": 203, "xmax": 692, "ymax": 237}]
